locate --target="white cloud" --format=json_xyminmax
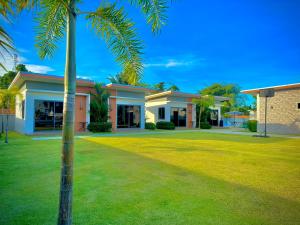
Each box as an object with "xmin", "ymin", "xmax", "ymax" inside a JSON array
[
  {"xmin": 144, "ymin": 55, "xmax": 206, "ymax": 69},
  {"xmin": 25, "ymin": 64, "xmax": 55, "ymax": 74},
  {"xmin": 77, "ymin": 75, "xmax": 92, "ymax": 80}
]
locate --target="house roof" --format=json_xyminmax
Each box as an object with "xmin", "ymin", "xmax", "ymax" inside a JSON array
[
  {"xmin": 146, "ymin": 90, "xmax": 200, "ymax": 100},
  {"xmin": 105, "ymin": 83, "xmax": 154, "ymax": 93},
  {"xmin": 241, "ymin": 82, "xmax": 300, "ymax": 94},
  {"xmin": 146, "ymin": 91, "xmax": 230, "ymax": 102},
  {"xmin": 8, "ymin": 72, "xmax": 95, "ymax": 90}
]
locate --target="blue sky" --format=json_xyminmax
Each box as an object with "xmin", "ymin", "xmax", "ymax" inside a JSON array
[{"xmin": 1, "ymin": 0, "xmax": 300, "ymax": 94}]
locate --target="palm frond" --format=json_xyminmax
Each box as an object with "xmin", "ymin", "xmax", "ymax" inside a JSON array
[
  {"xmin": 34, "ymin": 0, "xmax": 67, "ymax": 59},
  {"xmin": 16, "ymin": 0, "xmax": 40, "ymax": 11},
  {"xmin": 128, "ymin": 0, "xmax": 168, "ymax": 33},
  {"xmin": 86, "ymin": 3, "xmax": 143, "ymax": 86}
]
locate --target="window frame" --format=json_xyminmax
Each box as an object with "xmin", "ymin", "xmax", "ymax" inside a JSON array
[
  {"xmin": 21, "ymin": 100, "xmax": 25, "ymax": 119},
  {"xmin": 158, "ymin": 107, "xmax": 165, "ymax": 120}
]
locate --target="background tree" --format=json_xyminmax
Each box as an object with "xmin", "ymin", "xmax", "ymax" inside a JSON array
[
  {"xmin": 193, "ymin": 95, "xmax": 215, "ymax": 129},
  {"xmin": 154, "ymin": 82, "xmax": 165, "ymax": 91},
  {"xmin": 0, "ymin": 64, "xmax": 28, "ymax": 89},
  {"xmin": 15, "ymin": 64, "xmax": 28, "ymax": 72},
  {"xmin": 4, "ymin": 0, "xmax": 170, "ymax": 224},
  {"xmin": 90, "ymin": 83, "xmax": 110, "ymax": 122},
  {"xmin": 107, "ymin": 72, "xmax": 129, "ymax": 85},
  {"xmin": 168, "ymin": 84, "xmax": 180, "ymax": 91},
  {"xmin": 200, "ymin": 83, "xmax": 254, "ymax": 113}
]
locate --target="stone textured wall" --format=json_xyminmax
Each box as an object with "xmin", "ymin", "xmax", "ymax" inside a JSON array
[{"xmin": 257, "ymin": 87, "xmax": 300, "ymax": 134}]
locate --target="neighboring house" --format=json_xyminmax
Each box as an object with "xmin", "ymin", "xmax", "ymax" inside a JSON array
[
  {"xmin": 145, "ymin": 91, "xmax": 228, "ymax": 128},
  {"xmin": 242, "ymin": 83, "xmax": 300, "ymax": 134},
  {"xmin": 8, "ymin": 72, "xmax": 93, "ymax": 134},
  {"xmin": 9, "ymin": 72, "xmax": 229, "ymax": 134},
  {"xmin": 105, "ymin": 83, "xmax": 151, "ymax": 131}
]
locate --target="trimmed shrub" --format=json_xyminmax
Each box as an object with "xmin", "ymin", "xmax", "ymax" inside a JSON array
[
  {"xmin": 145, "ymin": 122, "xmax": 156, "ymax": 130},
  {"xmin": 87, "ymin": 122, "xmax": 112, "ymax": 132},
  {"xmin": 156, "ymin": 121, "xmax": 175, "ymax": 130},
  {"xmin": 247, "ymin": 120, "xmax": 257, "ymax": 132},
  {"xmin": 200, "ymin": 122, "xmax": 212, "ymax": 129}
]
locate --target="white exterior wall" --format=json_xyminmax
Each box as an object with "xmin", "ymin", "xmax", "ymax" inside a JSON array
[
  {"xmin": 145, "ymin": 100, "xmax": 170, "ymax": 123},
  {"xmin": 145, "ymin": 99, "xmax": 197, "ymax": 128},
  {"xmin": 15, "ymin": 89, "xmax": 90, "ymax": 135},
  {"xmin": 15, "ymin": 89, "xmax": 26, "ymax": 133}
]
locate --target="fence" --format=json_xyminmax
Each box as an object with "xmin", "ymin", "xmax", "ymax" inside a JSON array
[
  {"xmin": 222, "ymin": 117, "xmax": 248, "ymax": 128},
  {"xmin": 0, "ymin": 115, "xmax": 15, "ymax": 131}
]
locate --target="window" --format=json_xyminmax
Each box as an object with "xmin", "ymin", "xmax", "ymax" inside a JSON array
[
  {"xmin": 21, "ymin": 100, "xmax": 25, "ymax": 119},
  {"xmin": 298, "ymin": 103, "xmax": 300, "ymax": 109},
  {"xmin": 34, "ymin": 100, "xmax": 63, "ymax": 131},
  {"xmin": 158, "ymin": 107, "xmax": 165, "ymax": 120}
]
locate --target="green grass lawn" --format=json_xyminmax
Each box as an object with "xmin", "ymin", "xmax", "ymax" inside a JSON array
[{"xmin": 0, "ymin": 132, "xmax": 299, "ymax": 225}]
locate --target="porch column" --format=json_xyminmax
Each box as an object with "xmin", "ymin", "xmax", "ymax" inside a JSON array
[
  {"xmin": 187, "ymin": 103, "xmax": 193, "ymax": 128},
  {"xmin": 109, "ymin": 98, "xmax": 117, "ymax": 131}
]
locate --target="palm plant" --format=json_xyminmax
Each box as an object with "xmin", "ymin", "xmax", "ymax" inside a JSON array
[
  {"xmin": 5, "ymin": 0, "xmax": 169, "ymax": 224},
  {"xmin": 90, "ymin": 83, "xmax": 110, "ymax": 123},
  {"xmin": 0, "ymin": 88, "xmax": 19, "ymax": 143},
  {"xmin": 0, "ymin": 0, "xmax": 15, "ymax": 71},
  {"xmin": 193, "ymin": 95, "xmax": 215, "ymax": 129},
  {"xmin": 107, "ymin": 72, "xmax": 129, "ymax": 85}
]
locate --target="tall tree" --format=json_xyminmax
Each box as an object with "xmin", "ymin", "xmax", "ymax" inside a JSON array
[
  {"xmin": 15, "ymin": 63, "xmax": 28, "ymax": 72},
  {"xmin": 193, "ymin": 95, "xmax": 215, "ymax": 129},
  {"xmin": 107, "ymin": 72, "xmax": 129, "ymax": 85},
  {"xmin": 154, "ymin": 81, "xmax": 165, "ymax": 91},
  {"xmin": 0, "ymin": 64, "xmax": 29, "ymax": 89},
  {"xmin": 5, "ymin": 0, "xmax": 169, "ymax": 224},
  {"xmin": 168, "ymin": 84, "xmax": 180, "ymax": 91},
  {"xmin": 200, "ymin": 83, "xmax": 244, "ymax": 109}
]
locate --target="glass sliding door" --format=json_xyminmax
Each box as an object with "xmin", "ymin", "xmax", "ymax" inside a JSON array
[
  {"xmin": 34, "ymin": 100, "xmax": 63, "ymax": 131},
  {"xmin": 117, "ymin": 105, "xmax": 141, "ymax": 128},
  {"xmin": 171, "ymin": 107, "xmax": 186, "ymax": 127}
]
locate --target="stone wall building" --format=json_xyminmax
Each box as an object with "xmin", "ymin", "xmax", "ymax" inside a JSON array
[{"xmin": 242, "ymin": 83, "xmax": 300, "ymax": 134}]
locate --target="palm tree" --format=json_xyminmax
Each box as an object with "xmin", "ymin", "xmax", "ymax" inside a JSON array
[
  {"xmin": 107, "ymin": 72, "xmax": 129, "ymax": 85},
  {"xmin": 90, "ymin": 83, "xmax": 110, "ymax": 123},
  {"xmin": 168, "ymin": 84, "xmax": 180, "ymax": 91},
  {"xmin": 5, "ymin": 1, "xmax": 169, "ymax": 224},
  {"xmin": 0, "ymin": 0, "xmax": 15, "ymax": 71},
  {"xmin": 0, "ymin": 88, "xmax": 19, "ymax": 143},
  {"xmin": 193, "ymin": 95, "xmax": 215, "ymax": 129}
]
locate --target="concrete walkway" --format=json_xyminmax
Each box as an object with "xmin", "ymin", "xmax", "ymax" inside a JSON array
[{"xmin": 32, "ymin": 128, "xmax": 300, "ymax": 140}]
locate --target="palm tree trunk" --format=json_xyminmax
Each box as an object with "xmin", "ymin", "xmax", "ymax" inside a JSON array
[
  {"xmin": 5, "ymin": 113, "xmax": 8, "ymax": 143},
  {"xmin": 198, "ymin": 106, "xmax": 201, "ymax": 129},
  {"xmin": 1, "ymin": 108, "xmax": 4, "ymax": 134},
  {"xmin": 57, "ymin": 1, "xmax": 76, "ymax": 224}
]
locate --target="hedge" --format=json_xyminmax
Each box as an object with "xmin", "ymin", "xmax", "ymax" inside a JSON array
[
  {"xmin": 145, "ymin": 122, "xmax": 156, "ymax": 130},
  {"xmin": 156, "ymin": 121, "xmax": 175, "ymax": 130},
  {"xmin": 200, "ymin": 121, "xmax": 212, "ymax": 129},
  {"xmin": 247, "ymin": 120, "xmax": 257, "ymax": 132},
  {"xmin": 87, "ymin": 122, "xmax": 112, "ymax": 132}
]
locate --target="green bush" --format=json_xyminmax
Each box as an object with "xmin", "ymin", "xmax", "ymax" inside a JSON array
[
  {"xmin": 247, "ymin": 120, "xmax": 257, "ymax": 132},
  {"xmin": 87, "ymin": 122, "xmax": 112, "ymax": 132},
  {"xmin": 156, "ymin": 121, "xmax": 175, "ymax": 130},
  {"xmin": 145, "ymin": 122, "xmax": 156, "ymax": 130},
  {"xmin": 200, "ymin": 122, "xmax": 212, "ymax": 129}
]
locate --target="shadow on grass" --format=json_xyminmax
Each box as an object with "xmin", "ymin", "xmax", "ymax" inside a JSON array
[
  {"xmin": 1, "ymin": 133, "xmax": 299, "ymax": 225},
  {"xmin": 77, "ymin": 138, "xmax": 300, "ymax": 225}
]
